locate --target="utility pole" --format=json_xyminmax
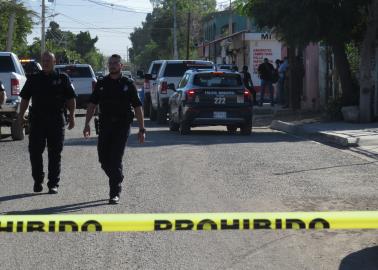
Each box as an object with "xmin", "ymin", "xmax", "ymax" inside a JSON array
[
  {"xmin": 228, "ymin": 0, "xmax": 232, "ymax": 35},
  {"xmin": 186, "ymin": 12, "xmax": 191, "ymax": 59},
  {"xmin": 173, "ymin": 0, "xmax": 178, "ymax": 59},
  {"xmin": 41, "ymin": 0, "xmax": 46, "ymax": 57},
  {"xmin": 6, "ymin": 0, "xmax": 17, "ymax": 51}
]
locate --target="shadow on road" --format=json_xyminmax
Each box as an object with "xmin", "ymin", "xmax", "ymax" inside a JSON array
[
  {"xmin": 64, "ymin": 126, "xmax": 305, "ymax": 148},
  {"xmin": 273, "ymin": 161, "xmax": 378, "ymax": 175},
  {"xmin": 2, "ymin": 199, "xmax": 109, "ymax": 215},
  {"xmin": 0, "ymin": 193, "xmax": 44, "ymax": 202},
  {"xmin": 0, "ymin": 134, "xmax": 12, "ymax": 142},
  {"xmin": 339, "ymin": 246, "xmax": 378, "ymax": 270}
]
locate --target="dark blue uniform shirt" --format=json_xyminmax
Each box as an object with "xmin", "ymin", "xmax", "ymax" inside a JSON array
[
  {"xmin": 20, "ymin": 70, "xmax": 76, "ymax": 116},
  {"xmin": 90, "ymin": 75, "xmax": 142, "ymax": 123}
]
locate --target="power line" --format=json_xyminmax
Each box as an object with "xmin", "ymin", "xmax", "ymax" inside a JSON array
[
  {"xmin": 84, "ymin": 0, "xmax": 151, "ymax": 14},
  {"xmin": 58, "ymin": 12, "xmax": 132, "ymax": 34},
  {"xmin": 56, "ymin": 26, "xmax": 173, "ymax": 30}
]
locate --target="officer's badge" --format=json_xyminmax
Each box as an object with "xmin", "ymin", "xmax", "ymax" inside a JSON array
[
  {"xmin": 123, "ymin": 85, "xmax": 129, "ymax": 92},
  {"xmin": 52, "ymin": 79, "xmax": 62, "ymax": 85},
  {"xmin": 100, "ymin": 87, "xmax": 104, "ymax": 91}
]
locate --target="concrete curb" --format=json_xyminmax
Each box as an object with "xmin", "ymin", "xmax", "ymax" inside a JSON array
[
  {"xmin": 317, "ymin": 132, "xmax": 358, "ymax": 147},
  {"xmin": 270, "ymin": 120, "xmax": 305, "ymax": 135},
  {"xmin": 270, "ymin": 120, "xmax": 359, "ymax": 147}
]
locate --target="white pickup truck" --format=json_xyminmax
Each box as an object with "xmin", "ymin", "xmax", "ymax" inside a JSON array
[
  {"xmin": 147, "ymin": 60, "xmax": 214, "ymax": 124},
  {"xmin": 0, "ymin": 52, "xmax": 28, "ymax": 140},
  {"xmin": 55, "ymin": 64, "xmax": 97, "ymax": 109}
]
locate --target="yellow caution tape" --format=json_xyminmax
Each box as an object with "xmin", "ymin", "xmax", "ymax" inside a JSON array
[{"xmin": 1, "ymin": 211, "xmax": 378, "ymax": 232}]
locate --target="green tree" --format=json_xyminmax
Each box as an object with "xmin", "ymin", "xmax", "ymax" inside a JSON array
[
  {"xmin": 75, "ymin": 31, "xmax": 98, "ymax": 56},
  {"xmin": 236, "ymin": 0, "xmax": 370, "ymax": 106},
  {"xmin": 0, "ymin": 0, "xmax": 36, "ymax": 53},
  {"xmin": 129, "ymin": 0, "xmax": 216, "ymax": 70},
  {"xmin": 21, "ymin": 21, "xmax": 105, "ymax": 71}
]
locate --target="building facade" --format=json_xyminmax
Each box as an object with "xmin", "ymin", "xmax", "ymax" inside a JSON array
[{"xmin": 198, "ymin": 10, "xmax": 328, "ymax": 110}]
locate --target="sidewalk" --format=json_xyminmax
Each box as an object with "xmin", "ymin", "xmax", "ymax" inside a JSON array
[{"xmin": 270, "ymin": 119, "xmax": 378, "ymax": 156}]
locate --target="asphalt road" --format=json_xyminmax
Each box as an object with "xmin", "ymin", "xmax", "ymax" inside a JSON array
[{"xmin": 0, "ymin": 117, "xmax": 377, "ymax": 270}]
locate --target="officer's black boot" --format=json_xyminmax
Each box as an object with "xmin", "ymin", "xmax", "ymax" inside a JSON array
[
  {"xmin": 109, "ymin": 196, "xmax": 120, "ymax": 205},
  {"xmin": 33, "ymin": 173, "xmax": 44, "ymax": 193},
  {"xmin": 109, "ymin": 183, "xmax": 121, "ymax": 204}
]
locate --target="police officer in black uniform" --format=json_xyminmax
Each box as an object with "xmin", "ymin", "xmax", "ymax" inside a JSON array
[
  {"xmin": 83, "ymin": 54, "xmax": 145, "ymax": 205},
  {"xmin": 19, "ymin": 52, "xmax": 76, "ymax": 194},
  {"xmin": 241, "ymin": 66, "xmax": 256, "ymax": 105}
]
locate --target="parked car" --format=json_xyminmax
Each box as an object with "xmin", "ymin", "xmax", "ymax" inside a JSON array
[
  {"xmin": 140, "ymin": 61, "xmax": 164, "ymax": 118},
  {"xmin": 168, "ymin": 69, "xmax": 253, "ymax": 135},
  {"xmin": 121, "ymin": 70, "xmax": 133, "ymax": 80},
  {"xmin": 55, "ymin": 64, "xmax": 97, "ymax": 109},
  {"xmin": 147, "ymin": 60, "xmax": 214, "ymax": 124},
  {"xmin": 20, "ymin": 59, "xmax": 42, "ymax": 77},
  {"xmin": 0, "ymin": 52, "xmax": 28, "ymax": 140}
]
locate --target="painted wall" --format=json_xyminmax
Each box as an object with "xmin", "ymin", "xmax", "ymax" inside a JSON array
[
  {"xmin": 203, "ymin": 11, "xmax": 252, "ymax": 41},
  {"xmin": 245, "ymin": 33, "xmax": 282, "ymax": 89}
]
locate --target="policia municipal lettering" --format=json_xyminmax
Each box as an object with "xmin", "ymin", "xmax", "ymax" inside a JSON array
[
  {"xmin": 18, "ymin": 52, "xmax": 76, "ymax": 194},
  {"xmin": 84, "ymin": 54, "xmax": 145, "ymax": 205}
]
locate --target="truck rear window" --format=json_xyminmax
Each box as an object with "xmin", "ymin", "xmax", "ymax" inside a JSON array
[
  {"xmin": 163, "ymin": 63, "xmax": 213, "ymax": 77},
  {"xmin": 193, "ymin": 73, "xmax": 242, "ymax": 87},
  {"xmin": 150, "ymin": 63, "xmax": 162, "ymax": 75},
  {"xmin": 0, "ymin": 56, "xmax": 15, "ymax": 72},
  {"xmin": 56, "ymin": 66, "xmax": 92, "ymax": 78}
]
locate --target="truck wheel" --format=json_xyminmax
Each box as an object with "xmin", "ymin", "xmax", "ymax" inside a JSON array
[
  {"xmin": 157, "ymin": 103, "xmax": 167, "ymax": 124},
  {"xmin": 11, "ymin": 120, "xmax": 25, "ymax": 141},
  {"xmin": 143, "ymin": 94, "xmax": 150, "ymax": 117},
  {"xmin": 227, "ymin": 125, "xmax": 238, "ymax": 133},
  {"xmin": 150, "ymin": 100, "xmax": 157, "ymax": 121},
  {"xmin": 240, "ymin": 122, "xmax": 252, "ymax": 135}
]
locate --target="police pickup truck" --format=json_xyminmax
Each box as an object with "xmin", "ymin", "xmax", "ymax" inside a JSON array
[
  {"xmin": 146, "ymin": 60, "xmax": 214, "ymax": 124},
  {"xmin": 55, "ymin": 64, "xmax": 97, "ymax": 109},
  {"xmin": 0, "ymin": 52, "xmax": 28, "ymax": 140}
]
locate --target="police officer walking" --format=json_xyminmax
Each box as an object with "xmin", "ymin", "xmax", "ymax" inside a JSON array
[
  {"xmin": 83, "ymin": 54, "xmax": 145, "ymax": 205},
  {"xmin": 241, "ymin": 66, "xmax": 256, "ymax": 105},
  {"xmin": 19, "ymin": 52, "xmax": 76, "ymax": 194}
]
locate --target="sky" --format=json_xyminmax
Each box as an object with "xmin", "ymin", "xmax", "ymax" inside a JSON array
[{"xmin": 25, "ymin": 0, "xmax": 230, "ymax": 59}]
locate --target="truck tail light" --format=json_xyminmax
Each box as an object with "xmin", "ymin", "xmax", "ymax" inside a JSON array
[
  {"xmin": 11, "ymin": 78, "xmax": 20, "ymax": 96},
  {"xmin": 144, "ymin": 79, "xmax": 150, "ymax": 90},
  {"xmin": 160, "ymin": 81, "xmax": 168, "ymax": 94}
]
